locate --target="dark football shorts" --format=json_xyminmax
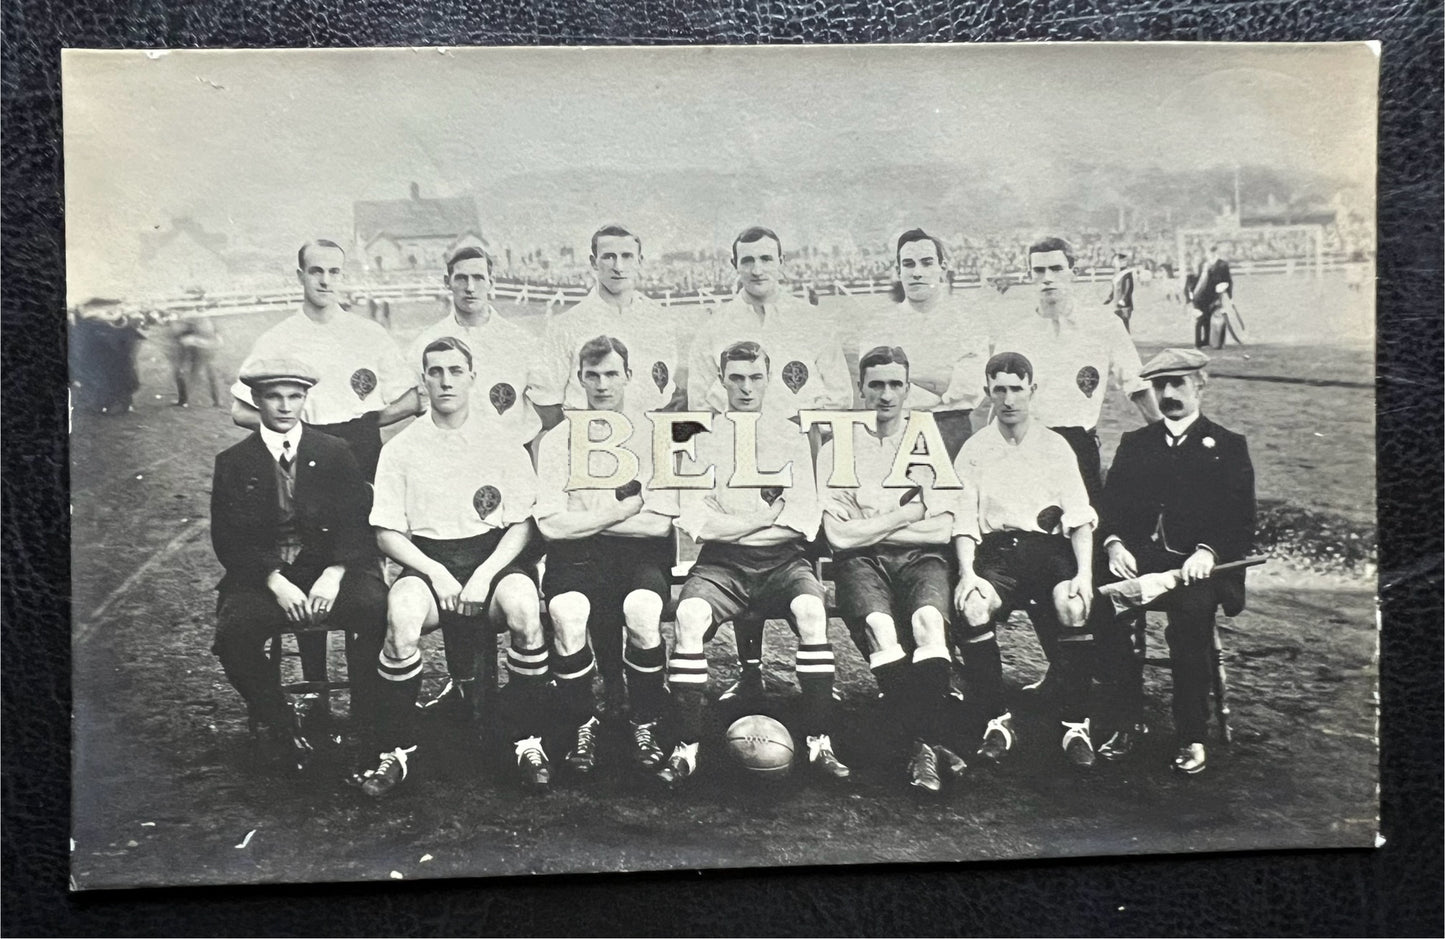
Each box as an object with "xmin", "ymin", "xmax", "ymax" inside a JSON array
[
  {"xmin": 834, "ymin": 543, "xmax": 953, "ymax": 655},
  {"xmin": 973, "ymin": 530, "xmax": 1077, "ymax": 614},
  {"xmin": 677, "ymin": 541, "xmax": 825, "ymax": 641},
  {"xmin": 542, "ymin": 534, "xmax": 673, "ymax": 608},
  {"xmin": 397, "ymin": 529, "xmax": 541, "ymax": 627}
]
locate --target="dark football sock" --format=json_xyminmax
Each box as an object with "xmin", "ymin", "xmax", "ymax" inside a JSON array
[
  {"xmin": 624, "ymin": 641, "xmax": 667, "ymax": 723},
  {"xmin": 667, "ymin": 651, "xmax": 708, "ymax": 743},
  {"xmin": 552, "ymin": 645, "xmax": 598, "ymax": 729},
  {"xmin": 795, "ymin": 642, "xmax": 836, "ymax": 738}
]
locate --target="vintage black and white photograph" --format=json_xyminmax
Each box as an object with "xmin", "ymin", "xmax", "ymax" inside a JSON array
[{"xmin": 65, "ymin": 43, "xmax": 1379, "ymax": 890}]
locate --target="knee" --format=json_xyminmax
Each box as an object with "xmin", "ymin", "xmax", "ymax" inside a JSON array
[
  {"xmin": 494, "ymin": 574, "xmax": 541, "ymax": 624},
  {"xmin": 790, "ymin": 595, "xmax": 828, "ymax": 643},
  {"xmin": 863, "ymin": 612, "xmax": 900, "ymax": 655},
  {"xmin": 547, "ymin": 592, "xmax": 590, "ymax": 646},
  {"xmin": 674, "ymin": 598, "xmax": 713, "ymax": 648},
  {"xmin": 387, "ymin": 580, "xmax": 432, "ymax": 629},
  {"xmin": 1052, "ymin": 584, "xmax": 1087, "ymax": 629},
  {"xmin": 911, "ymin": 606, "xmax": 946, "ymax": 647},
  {"xmin": 622, "ymin": 590, "xmax": 663, "ymax": 646},
  {"xmin": 962, "ymin": 593, "xmax": 994, "ymax": 629}
]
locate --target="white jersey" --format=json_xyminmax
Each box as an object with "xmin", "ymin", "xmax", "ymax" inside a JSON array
[
  {"xmin": 532, "ymin": 288, "xmax": 690, "ymax": 422},
  {"xmin": 990, "ymin": 306, "xmax": 1147, "ymax": 430},
  {"xmin": 533, "ymin": 415, "xmax": 680, "ymax": 523},
  {"xmin": 686, "ymin": 289, "xmax": 852, "ymax": 419},
  {"xmin": 370, "ymin": 412, "xmax": 538, "ymax": 541},
  {"xmin": 231, "ymin": 308, "xmax": 413, "ymax": 426},
  {"xmin": 675, "ymin": 411, "xmax": 821, "ymax": 544},
  {"xmin": 817, "ymin": 421, "xmax": 968, "ymax": 542},
  {"xmin": 406, "ymin": 306, "xmax": 544, "ymax": 447},
  {"xmin": 952, "ymin": 421, "xmax": 1096, "ymax": 543},
  {"xmin": 853, "ymin": 296, "xmax": 992, "ymax": 412}
]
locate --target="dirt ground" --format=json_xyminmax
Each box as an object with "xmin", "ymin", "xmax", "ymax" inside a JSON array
[{"xmin": 69, "ymin": 273, "xmax": 1378, "ymax": 889}]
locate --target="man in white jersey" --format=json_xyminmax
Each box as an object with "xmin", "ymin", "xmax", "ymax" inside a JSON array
[
  {"xmin": 406, "ymin": 246, "xmax": 545, "ymax": 450},
  {"xmin": 354, "ymin": 337, "xmax": 552, "ymax": 796},
  {"xmin": 231, "ymin": 240, "xmax": 418, "ymax": 481},
  {"xmin": 534, "ymin": 336, "xmax": 679, "ymax": 775},
  {"xmin": 530, "ymin": 225, "xmax": 689, "ymax": 699},
  {"xmin": 230, "ymin": 240, "xmax": 419, "ymax": 724},
  {"xmin": 993, "ymin": 236, "xmax": 1160, "ymax": 697},
  {"xmin": 952, "ymin": 352, "xmax": 1101, "ymax": 770},
  {"xmin": 532, "ymin": 224, "xmax": 689, "ymax": 427},
  {"xmin": 818, "ymin": 345, "xmax": 971, "ymax": 794},
  {"xmin": 854, "ymin": 229, "xmax": 992, "ymax": 461},
  {"xmin": 661, "ymin": 340, "xmax": 850, "ymax": 789},
  {"xmin": 992, "ymin": 236, "xmax": 1160, "ymax": 504},
  {"xmin": 404, "ymin": 246, "xmax": 547, "ymax": 718},
  {"xmin": 685, "ymin": 227, "xmax": 852, "ymax": 704}
]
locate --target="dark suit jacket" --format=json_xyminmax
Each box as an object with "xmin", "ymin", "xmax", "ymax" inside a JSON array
[
  {"xmin": 1191, "ymin": 259, "xmax": 1234, "ymax": 313},
  {"xmin": 1105, "ymin": 269, "xmax": 1135, "ymax": 310},
  {"xmin": 210, "ymin": 429, "xmax": 373, "ymax": 592},
  {"xmin": 1099, "ymin": 414, "xmax": 1256, "ymax": 614}
]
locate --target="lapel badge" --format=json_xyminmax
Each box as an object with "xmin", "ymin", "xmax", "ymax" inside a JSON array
[{"xmin": 1202, "ymin": 436, "xmax": 1216, "ymax": 449}]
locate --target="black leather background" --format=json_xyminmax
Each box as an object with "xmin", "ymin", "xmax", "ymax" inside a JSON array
[{"xmin": 4, "ymin": 2, "xmax": 1441, "ymax": 935}]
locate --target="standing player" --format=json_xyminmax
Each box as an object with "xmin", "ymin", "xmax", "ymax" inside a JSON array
[
  {"xmin": 167, "ymin": 311, "xmax": 223, "ymax": 408},
  {"xmin": 358, "ymin": 337, "xmax": 552, "ymax": 795},
  {"xmin": 819, "ymin": 346, "xmax": 969, "ymax": 793},
  {"xmin": 529, "ymin": 225, "xmax": 689, "ymax": 698},
  {"xmin": 209, "ymin": 358, "xmax": 386, "ymax": 774},
  {"xmin": 993, "ymin": 237, "xmax": 1158, "ymax": 695},
  {"xmin": 1095, "ymin": 349, "xmax": 1255, "ymax": 773},
  {"xmin": 662, "ymin": 341, "xmax": 850, "ymax": 788},
  {"xmin": 994, "ymin": 236, "xmax": 1159, "ymax": 504},
  {"xmin": 533, "ymin": 336, "xmax": 679, "ymax": 774},
  {"xmin": 231, "ymin": 240, "xmax": 418, "ymax": 480},
  {"xmin": 854, "ymin": 229, "xmax": 992, "ymax": 461},
  {"xmin": 685, "ymin": 226, "xmax": 853, "ymax": 703},
  {"xmin": 1103, "ymin": 251, "xmax": 1136, "ymax": 332},
  {"xmin": 952, "ymin": 352, "xmax": 1101, "ymax": 769},
  {"xmin": 533, "ymin": 225, "xmax": 690, "ymax": 426},
  {"xmin": 404, "ymin": 246, "xmax": 547, "ymax": 716}
]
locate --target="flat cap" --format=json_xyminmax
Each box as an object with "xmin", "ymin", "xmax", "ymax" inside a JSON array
[
  {"xmin": 1139, "ymin": 347, "xmax": 1210, "ymax": 380},
  {"xmin": 239, "ymin": 356, "xmax": 319, "ymax": 389}
]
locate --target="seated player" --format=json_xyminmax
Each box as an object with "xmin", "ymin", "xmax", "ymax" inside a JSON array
[
  {"xmin": 533, "ymin": 336, "xmax": 679, "ymax": 774},
  {"xmin": 356, "ymin": 337, "xmax": 551, "ymax": 797},
  {"xmin": 952, "ymin": 352, "xmax": 1100, "ymax": 770},
  {"xmin": 662, "ymin": 340, "xmax": 850, "ymax": 788},
  {"xmin": 818, "ymin": 346, "xmax": 970, "ymax": 794},
  {"xmin": 209, "ymin": 358, "xmax": 386, "ymax": 774},
  {"xmin": 1095, "ymin": 348, "xmax": 1256, "ymax": 774}
]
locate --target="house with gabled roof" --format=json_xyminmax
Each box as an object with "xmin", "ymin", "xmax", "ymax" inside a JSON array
[{"xmin": 353, "ymin": 182, "xmax": 485, "ymax": 277}]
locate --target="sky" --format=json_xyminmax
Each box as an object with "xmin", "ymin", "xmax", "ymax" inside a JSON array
[{"xmin": 63, "ymin": 43, "xmax": 1378, "ymax": 298}]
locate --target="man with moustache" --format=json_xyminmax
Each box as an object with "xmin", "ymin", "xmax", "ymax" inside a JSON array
[
  {"xmin": 854, "ymin": 228, "xmax": 993, "ymax": 461},
  {"xmin": 819, "ymin": 345, "xmax": 970, "ymax": 794},
  {"xmin": 230, "ymin": 240, "xmax": 419, "ymax": 726},
  {"xmin": 209, "ymin": 358, "xmax": 386, "ymax": 775},
  {"xmin": 1094, "ymin": 348, "xmax": 1255, "ymax": 774},
  {"xmin": 662, "ymin": 340, "xmax": 850, "ymax": 789},
  {"xmin": 685, "ymin": 226, "xmax": 852, "ymax": 705},
  {"xmin": 357, "ymin": 337, "xmax": 551, "ymax": 795},
  {"xmin": 533, "ymin": 336, "xmax": 679, "ymax": 775}
]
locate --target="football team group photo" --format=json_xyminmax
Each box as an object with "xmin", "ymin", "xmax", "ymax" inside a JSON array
[{"xmin": 65, "ymin": 45, "xmax": 1379, "ymax": 888}]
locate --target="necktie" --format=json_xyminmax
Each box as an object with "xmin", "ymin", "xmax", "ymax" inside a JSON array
[
  {"xmin": 280, "ymin": 440, "xmax": 294, "ymax": 472},
  {"xmin": 1165, "ymin": 428, "xmax": 1186, "ymax": 448}
]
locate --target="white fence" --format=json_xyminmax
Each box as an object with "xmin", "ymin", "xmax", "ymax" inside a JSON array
[{"xmin": 124, "ymin": 254, "xmax": 1365, "ymax": 320}]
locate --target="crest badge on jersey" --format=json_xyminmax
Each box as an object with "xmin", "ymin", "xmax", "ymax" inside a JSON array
[
  {"xmin": 651, "ymin": 361, "xmax": 669, "ymax": 393},
  {"xmin": 1075, "ymin": 365, "xmax": 1100, "ymax": 398},
  {"xmin": 1036, "ymin": 504, "xmax": 1064, "ymax": 533},
  {"xmin": 473, "ymin": 485, "xmax": 502, "ymax": 520},
  {"xmin": 489, "ymin": 382, "xmax": 516, "ymax": 415},
  {"xmin": 350, "ymin": 367, "xmax": 378, "ymax": 399},
  {"xmin": 781, "ymin": 360, "xmax": 809, "ymax": 394}
]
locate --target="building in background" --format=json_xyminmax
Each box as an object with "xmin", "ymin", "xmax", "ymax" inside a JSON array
[{"xmin": 353, "ymin": 182, "xmax": 486, "ymax": 278}]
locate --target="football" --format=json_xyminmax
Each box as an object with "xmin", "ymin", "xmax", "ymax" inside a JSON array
[{"xmin": 725, "ymin": 715, "xmax": 795, "ymax": 777}]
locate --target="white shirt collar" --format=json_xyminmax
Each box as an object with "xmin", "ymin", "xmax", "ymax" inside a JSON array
[
  {"xmin": 1163, "ymin": 413, "xmax": 1201, "ymax": 438},
  {"xmin": 259, "ymin": 424, "xmax": 303, "ymax": 464}
]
